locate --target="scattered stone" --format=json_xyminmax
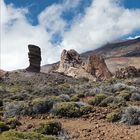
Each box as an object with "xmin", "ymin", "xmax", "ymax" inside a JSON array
[{"xmin": 115, "ymin": 66, "xmax": 140, "ymax": 79}]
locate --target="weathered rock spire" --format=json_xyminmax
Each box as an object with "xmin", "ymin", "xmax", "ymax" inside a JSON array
[{"xmin": 26, "ymin": 45, "xmax": 41, "ymax": 72}]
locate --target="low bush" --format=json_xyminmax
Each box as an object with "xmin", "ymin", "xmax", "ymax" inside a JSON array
[
  {"xmin": 99, "ymin": 96, "xmax": 115, "ymax": 107},
  {"xmin": 121, "ymin": 106, "xmax": 140, "ymax": 125},
  {"xmin": 34, "ymin": 120, "xmax": 62, "ymax": 135},
  {"xmin": 0, "ymin": 130, "xmax": 56, "ymax": 140},
  {"xmin": 77, "ymin": 93, "xmax": 85, "ymax": 98},
  {"xmin": 52, "ymin": 102, "xmax": 92, "ymax": 117},
  {"xmin": 131, "ymin": 93, "xmax": 140, "ymax": 101},
  {"xmin": 6, "ymin": 117, "xmax": 21, "ymax": 129},
  {"xmin": 118, "ymin": 90, "xmax": 131, "ymax": 101},
  {"xmin": 106, "ymin": 112, "xmax": 121, "ymax": 122},
  {"xmin": 32, "ymin": 98, "xmax": 53, "ymax": 114},
  {"xmin": 52, "ymin": 102, "xmax": 81, "ymax": 117},
  {"xmin": 80, "ymin": 105, "xmax": 92, "ymax": 114},
  {"xmin": 4, "ymin": 101, "xmax": 29, "ymax": 117},
  {"xmin": 59, "ymin": 94, "xmax": 70, "ymax": 102},
  {"xmin": 89, "ymin": 93, "xmax": 107, "ymax": 106},
  {"xmin": 0, "ymin": 121, "xmax": 9, "ymax": 133},
  {"xmin": 110, "ymin": 97, "xmax": 126, "ymax": 108},
  {"xmin": 70, "ymin": 95, "xmax": 80, "ymax": 102}
]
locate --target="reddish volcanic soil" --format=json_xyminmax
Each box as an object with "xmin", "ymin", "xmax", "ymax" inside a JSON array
[{"xmin": 18, "ymin": 107, "xmax": 140, "ymax": 140}]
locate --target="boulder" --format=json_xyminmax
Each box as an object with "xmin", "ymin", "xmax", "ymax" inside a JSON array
[
  {"xmin": 85, "ymin": 54, "xmax": 112, "ymax": 80},
  {"xmin": 115, "ymin": 66, "xmax": 140, "ymax": 79},
  {"xmin": 26, "ymin": 45, "xmax": 41, "ymax": 72}
]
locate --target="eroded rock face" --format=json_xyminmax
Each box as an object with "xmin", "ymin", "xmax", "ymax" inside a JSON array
[
  {"xmin": 58, "ymin": 49, "xmax": 82, "ymax": 73},
  {"xmin": 85, "ymin": 54, "xmax": 112, "ymax": 80},
  {"xmin": 115, "ymin": 66, "xmax": 140, "ymax": 79},
  {"xmin": 26, "ymin": 45, "xmax": 41, "ymax": 72},
  {"xmin": 57, "ymin": 49, "xmax": 112, "ymax": 80}
]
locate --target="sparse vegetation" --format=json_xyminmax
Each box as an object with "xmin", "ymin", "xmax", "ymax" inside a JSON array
[
  {"xmin": 118, "ymin": 90, "xmax": 131, "ymax": 101},
  {"xmin": 106, "ymin": 112, "xmax": 121, "ymax": 122},
  {"xmin": 89, "ymin": 93, "xmax": 107, "ymax": 106},
  {"xmin": 0, "ymin": 130, "xmax": 56, "ymax": 140},
  {"xmin": 52, "ymin": 102, "xmax": 92, "ymax": 117},
  {"xmin": 6, "ymin": 117, "xmax": 21, "ymax": 129},
  {"xmin": 0, "ymin": 121, "xmax": 9, "ymax": 133},
  {"xmin": 121, "ymin": 106, "xmax": 140, "ymax": 125},
  {"xmin": 32, "ymin": 98, "xmax": 53, "ymax": 114},
  {"xmin": 0, "ymin": 70, "xmax": 140, "ymax": 140},
  {"xmin": 131, "ymin": 93, "xmax": 140, "ymax": 101},
  {"xmin": 34, "ymin": 120, "xmax": 62, "ymax": 135}
]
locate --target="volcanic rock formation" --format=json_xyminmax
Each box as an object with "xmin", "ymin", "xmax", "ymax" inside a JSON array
[
  {"xmin": 115, "ymin": 66, "xmax": 140, "ymax": 79},
  {"xmin": 57, "ymin": 49, "xmax": 112, "ymax": 80},
  {"xmin": 85, "ymin": 54, "xmax": 112, "ymax": 80},
  {"xmin": 26, "ymin": 45, "xmax": 41, "ymax": 72},
  {"xmin": 58, "ymin": 49, "xmax": 82, "ymax": 72}
]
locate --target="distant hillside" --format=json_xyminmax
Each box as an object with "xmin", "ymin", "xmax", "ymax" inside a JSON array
[{"xmin": 81, "ymin": 37, "xmax": 140, "ymax": 58}]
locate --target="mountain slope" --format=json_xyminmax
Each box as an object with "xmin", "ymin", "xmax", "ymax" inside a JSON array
[{"xmin": 81, "ymin": 37, "xmax": 140, "ymax": 58}]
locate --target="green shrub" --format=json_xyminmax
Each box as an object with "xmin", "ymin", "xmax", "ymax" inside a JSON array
[
  {"xmin": 77, "ymin": 93, "xmax": 85, "ymax": 98},
  {"xmin": 121, "ymin": 106, "xmax": 140, "ymax": 125},
  {"xmin": 118, "ymin": 90, "xmax": 131, "ymax": 101},
  {"xmin": 34, "ymin": 120, "xmax": 62, "ymax": 135},
  {"xmin": 89, "ymin": 93, "xmax": 107, "ymax": 106},
  {"xmin": 4, "ymin": 101, "xmax": 29, "ymax": 117},
  {"xmin": 52, "ymin": 102, "xmax": 92, "ymax": 117},
  {"xmin": 131, "ymin": 93, "xmax": 140, "ymax": 101},
  {"xmin": 106, "ymin": 112, "xmax": 120, "ymax": 122},
  {"xmin": 32, "ymin": 98, "xmax": 53, "ymax": 114},
  {"xmin": 0, "ymin": 130, "xmax": 56, "ymax": 140},
  {"xmin": 99, "ymin": 96, "xmax": 115, "ymax": 107},
  {"xmin": 80, "ymin": 105, "xmax": 92, "ymax": 114},
  {"xmin": 110, "ymin": 97, "xmax": 126, "ymax": 108},
  {"xmin": 8, "ymin": 86, "xmax": 21, "ymax": 93},
  {"xmin": 59, "ymin": 94, "xmax": 70, "ymax": 102},
  {"xmin": 6, "ymin": 118, "xmax": 21, "ymax": 129},
  {"xmin": 49, "ymin": 96, "xmax": 62, "ymax": 102},
  {"xmin": 52, "ymin": 102, "xmax": 81, "ymax": 117},
  {"xmin": 0, "ymin": 121, "xmax": 9, "ymax": 133},
  {"xmin": 86, "ymin": 97, "xmax": 95, "ymax": 105},
  {"xmin": 70, "ymin": 95, "xmax": 80, "ymax": 102}
]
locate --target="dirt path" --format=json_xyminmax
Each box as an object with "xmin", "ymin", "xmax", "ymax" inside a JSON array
[{"xmin": 61, "ymin": 118, "xmax": 140, "ymax": 140}]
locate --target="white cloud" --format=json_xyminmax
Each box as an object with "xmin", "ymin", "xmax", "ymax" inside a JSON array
[
  {"xmin": 61, "ymin": 0, "xmax": 140, "ymax": 53},
  {"xmin": 1, "ymin": 0, "xmax": 140, "ymax": 71}
]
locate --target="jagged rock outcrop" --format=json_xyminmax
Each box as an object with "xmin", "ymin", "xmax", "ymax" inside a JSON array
[
  {"xmin": 115, "ymin": 66, "xmax": 140, "ymax": 79},
  {"xmin": 26, "ymin": 45, "xmax": 41, "ymax": 72},
  {"xmin": 57, "ymin": 49, "xmax": 112, "ymax": 80},
  {"xmin": 85, "ymin": 54, "xmax": 112, "ymax": 80},
  {"xmin": 58, "ymin": 49, "xmax": 82, "ymax": 73}
]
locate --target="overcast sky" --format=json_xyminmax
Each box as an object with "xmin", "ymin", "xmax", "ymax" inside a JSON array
[{"xmin": 1, "ymin": 0, "xmax": 140, "ymax": 71}]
